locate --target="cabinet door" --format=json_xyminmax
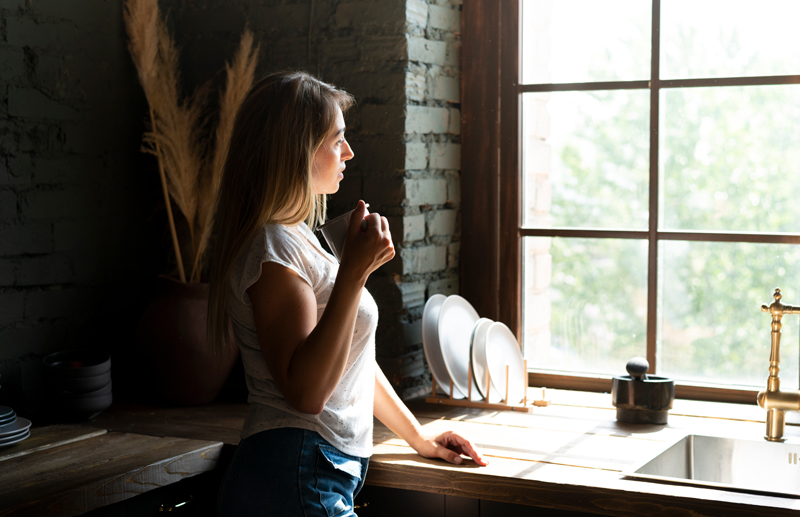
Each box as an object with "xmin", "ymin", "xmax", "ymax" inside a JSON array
[{"xmin": 355, "ymin": 485, "xmax": 445, "ymax": 517}]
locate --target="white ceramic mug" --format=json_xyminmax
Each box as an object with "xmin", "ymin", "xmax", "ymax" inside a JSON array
[{"xmin": 317, "ymin": 204, "xmax": 369, "ymax": 262}]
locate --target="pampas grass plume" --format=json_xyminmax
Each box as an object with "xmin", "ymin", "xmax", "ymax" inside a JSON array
[{"xmin": 124, "ymin": 0, "xmax": 259, "ymax": 282}]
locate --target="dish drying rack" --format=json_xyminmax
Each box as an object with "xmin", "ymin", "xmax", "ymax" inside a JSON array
[{"xmin": 425, "ymin": 360, "xmax": 550, "ymax": 412}]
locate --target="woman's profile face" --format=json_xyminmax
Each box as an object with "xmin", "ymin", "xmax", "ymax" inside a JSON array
[{"xmin": 312, "ymin": 106, "xmax": 354, "ymax": 195}]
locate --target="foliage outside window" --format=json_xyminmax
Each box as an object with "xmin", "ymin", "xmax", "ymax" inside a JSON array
[{"xmin": 518, "ymin": 0, "xmax": 800, "ymax": 395}]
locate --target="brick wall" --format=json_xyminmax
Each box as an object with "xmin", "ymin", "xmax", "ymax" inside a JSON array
[
  {"xmin": 0, "ymin": 0, "xmax": 161, "ymax": 413},
  {"xmin": 381, "ymin": 0, "xmax": 462, "ymax": 398},
  {"xmin": 0, "ymin": 0, "xmax": 463, "ymax": 413}
]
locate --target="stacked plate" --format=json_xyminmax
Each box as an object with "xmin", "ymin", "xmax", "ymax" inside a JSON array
[
  {"xmin": 422, "ymin": 295, "xmax": 526, "ymax": 404},
  {"xmin": 0, "ymin": 406, "xmax": 32, "ymax": 448}
]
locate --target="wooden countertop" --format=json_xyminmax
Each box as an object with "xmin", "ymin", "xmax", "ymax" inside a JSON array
[
  {"xmin": 2, "ymin": 390, "xmax": 800, "ymax": 516},
  {"xmin": 0, "ymin": 425, "xmax": 223, "ymax": 516}
]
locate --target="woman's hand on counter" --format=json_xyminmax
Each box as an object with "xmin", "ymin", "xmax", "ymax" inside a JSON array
[
  {"xmin": 373, "ymin": 365, "xmax": 488, "ymax": 467},
  {"xmin": 412, "ymin": 430, "xmax": 489, "ymax": 466}
]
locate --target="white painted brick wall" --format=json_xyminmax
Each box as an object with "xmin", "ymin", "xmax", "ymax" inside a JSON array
[
  {"xmin": 445, "ymin": 171, "xmax": 460, "ymax": 205},
  {"xmin": 405, "ymin": 142, "xmax": 428, "ymax": 170},
  {"xmin": 428, "ymin": 209, "xmax": 456, "ymax": 236},
  {"xmin": 430, "ymin": 142, "xmax": 460, "ymax": 170},
  {"xmin": 407, "ymin": 36, "xmax": 447, "ymax": 65},
  {"xmin": 406, "ymin": 0, "xmax": 428, "ymax": 28},
  {"xmin": 405, "ymin": 70, "xmax": 427, "ymax": 102},
  {"xmin": 405, "ymin": 214, "xmax": 426, "ymax": 241},
  {"xmin": 448, "ymin": 107, "xmax": 461, "ymax": 134},
  {"xmin": 406, "ymin": 177, "xmax": 447, "ymax": 205},
  {"xmin": 405, "ymin": 105, "xmax": 449, "ymax": 134},
  {"xmin": 432, "ymin": 73, "xmax": 459, "ymax": 102},
  {"xmin": 401, "ymin": 245, "xmax": 447, "ymax": 274},
  {"xmin": 444, "ymin": 39, "xmax": 459, "ymax": 66},
  {"xmin": 428, "ymin": 5, "xmax": 460, "ymax": 31},
  {"xmin": 428, "ymin": 275, "xmax": 459, "ymax": 296},
  {"xmin": 398, "ymin": 280, "xmax": 426, "ymax": 308},
  {"xmin": 447, "ymin": 241, "xmax": 460, "ymax": 269}
]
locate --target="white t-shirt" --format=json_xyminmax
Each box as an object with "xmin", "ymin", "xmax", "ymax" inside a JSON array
[{"xmin": 227, "ymin": 222, "xmax": 378, "ymax": 458}]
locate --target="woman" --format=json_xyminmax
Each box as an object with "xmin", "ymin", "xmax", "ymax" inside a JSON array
[{"xmin": 209, "ymin": 71, "xmax": 487, "ymax": 516}]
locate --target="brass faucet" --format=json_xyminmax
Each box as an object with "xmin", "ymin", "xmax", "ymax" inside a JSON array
[{"xmin": 757, "ymin": 288, "xmax": 800, "ymax": 442}]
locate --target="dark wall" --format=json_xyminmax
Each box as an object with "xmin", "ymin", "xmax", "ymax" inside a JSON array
[
  {"xmin": 0, "ymin": 0, "xmax": 161, "ymax": 414},
  {"xmin": 0, "ymin": 0, "xmax": 461, "ymax": 415}
]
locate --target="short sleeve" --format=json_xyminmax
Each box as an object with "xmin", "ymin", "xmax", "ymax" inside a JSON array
[{"xmin": 231, "ymin": 225, "xmax": 317, "ymax": 306}]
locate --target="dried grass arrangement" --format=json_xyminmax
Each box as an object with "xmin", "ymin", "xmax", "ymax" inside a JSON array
[{"xmin": 123, "ymin": 0, "xmax": 259, "ymax": 282}]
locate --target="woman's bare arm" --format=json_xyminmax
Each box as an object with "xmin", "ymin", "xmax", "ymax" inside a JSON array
[{"xmin": 248, "ymin": 201, "xmax": 394, "ymax": 414}]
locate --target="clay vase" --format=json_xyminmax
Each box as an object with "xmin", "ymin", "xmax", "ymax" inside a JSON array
[{"xmin": 134, "ymin": 275, "xmax": 238, "ymax": 406}]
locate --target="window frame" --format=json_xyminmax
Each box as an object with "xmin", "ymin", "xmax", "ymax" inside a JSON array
[{"xmin": 461, "ymin": 0, "xmax": 800, "ymax": 404}]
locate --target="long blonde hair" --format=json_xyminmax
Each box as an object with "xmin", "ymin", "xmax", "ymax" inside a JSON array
[{"xmin": 207, "ymin": 71, "xmax": 355, "ymax": 356}]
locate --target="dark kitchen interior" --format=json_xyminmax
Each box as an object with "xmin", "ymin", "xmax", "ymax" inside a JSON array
[{"xmin": 1, "ymin": 1, "xmax": 799, "ymax": 516}]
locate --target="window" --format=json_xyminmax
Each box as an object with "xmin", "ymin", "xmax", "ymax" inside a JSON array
[{"xmin": 461, "ymin": 0, "xmax": 800, "ymax": 402}]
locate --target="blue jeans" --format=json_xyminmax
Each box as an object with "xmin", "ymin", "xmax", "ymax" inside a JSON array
[{"xmin": 217, "ymin": 427, "xmax": 369, "ymax": 516}]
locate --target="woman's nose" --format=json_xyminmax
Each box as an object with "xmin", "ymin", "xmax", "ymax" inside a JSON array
[{"xmin": 343, "ymin": 140, "xmax": 354, "ymax": 161}]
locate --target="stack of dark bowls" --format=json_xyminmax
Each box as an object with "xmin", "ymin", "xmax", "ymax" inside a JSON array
[{"xmin": 43, "ymin": 350, "xmax": 112, "ymax": 421}]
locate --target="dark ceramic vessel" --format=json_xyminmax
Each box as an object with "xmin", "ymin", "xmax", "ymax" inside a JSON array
[
  {"xmin": 47, "ymin": 371, "xmax": 111, "ymax": 394},
  {"xmin": 57, "ymin": 392, "xmax": 113, "ymax": 419},
  {"xmin": 43, "ymin": 349, "xmax": 111, "ymax": 378},
  {"xmin": 43, "ymin": 349, "xmax": 113, "ymax": 420},
  {"xmin": 134, "ymin": 275, "xmax": 239, "ymax": 406}
]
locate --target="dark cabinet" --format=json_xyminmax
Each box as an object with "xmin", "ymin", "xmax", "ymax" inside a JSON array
[
  {"xmin": 81, "ymin": 469, "xmax": 222, "ymax": 517},
  {"xmin": 355, "ymin": 485, "xmax": 597, "ymax": 517}
]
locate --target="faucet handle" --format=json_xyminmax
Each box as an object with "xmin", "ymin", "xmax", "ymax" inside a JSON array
[{"xmin": 763, "ymin": 288, "xmax": 800, "ymax": 317}]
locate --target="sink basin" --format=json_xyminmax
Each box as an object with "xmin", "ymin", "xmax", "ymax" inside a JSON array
[{"xmin": 626, "ymin": 434, "xmax": 800, "ymax": 497}]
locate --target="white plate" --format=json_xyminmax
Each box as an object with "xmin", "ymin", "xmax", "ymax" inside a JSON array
[
  {"xmin": 0, "ymin": 428, "xmax": 29, "ymax": 447},
  {"xmin": 422, "ymin": 294, "xmax": 457, "ymax": 397},
  {"xmin": 485, "ymin": 322, "xmax": 526, "ymax": 404},
  {"xmin": 438, "ymin": 295, "xmax": 481, "ymax": 399},
  {"xmin": 0, "ymin": 417, "xmax": 31, "ymax": 438},
  {"xmin": 470, "ymin": 318, "xmax": 501, "ymax": 403}
]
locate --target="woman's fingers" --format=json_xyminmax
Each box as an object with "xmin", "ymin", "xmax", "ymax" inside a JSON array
[
  {"xmin": 340, "ymin": 203, "xmax": 395, "ymax": 275},
  {"xmin": 364, "ymin": 212, "xmax": 381, "ymax": 234},
  {"xmin": 348, "ymin": 200, "xmax": 368, "ymax": 237},
  {"xmin": 436, "ymin": 432, "xmax": 489, "ymax": 466},
  {"xmin": 434, "ymin": 442, "xmax": 463, "ymax": 464}
]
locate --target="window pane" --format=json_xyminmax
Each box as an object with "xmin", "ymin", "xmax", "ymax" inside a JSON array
[
  {"xmin": 661, "ymin": 0, "xmax": 800, "ymax": 80},
  {"xmin": 523, "ymin": 237, "xmax": 647, "ymax": 375},
  {"xmin": 523, "ymin": 91, "xmax": 649, "ymax": 230},
  {"xmin": 659, "ymin": 85, "xmax": 800, "ymax": 233},
  {"xmin": 659, "ymin": 241, "xmax": 800, "ymax": 389},
  {"xmin": 521, "ymin": 0, "xmax": 651, "ymax": 84}
]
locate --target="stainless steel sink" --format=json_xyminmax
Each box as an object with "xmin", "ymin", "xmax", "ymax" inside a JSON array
[{"xmin": 625, "ymin": 434, "xmax": 800, "ymax": 497}]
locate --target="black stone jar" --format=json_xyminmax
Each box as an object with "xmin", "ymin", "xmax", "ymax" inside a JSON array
[{"xmin": 611, "ymin": 357, "xmax": 675, "ymax": 425}]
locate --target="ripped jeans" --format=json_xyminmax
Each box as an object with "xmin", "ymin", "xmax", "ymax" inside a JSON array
[{"xmin": 217, "ymin": 427, "xmax": 369, "ymax": 517}]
